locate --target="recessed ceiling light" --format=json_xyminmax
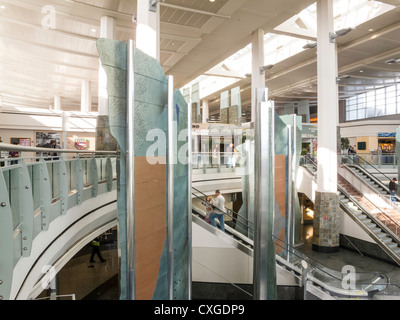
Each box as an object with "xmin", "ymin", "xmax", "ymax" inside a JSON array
[
  {"xmin": 385, "ymin": 58, "xmax": 400, "ymax": 65},
  {"xmin": 0, "ymin": 5, "xmax": 5, "ymax": 9},
  {"xmin": 369, "ymin": 28, "xmax": 374, "ymax": 32},
  {"xmin": 209, "ymin": 0, "xmax": 215, "ymax": 2},
  {"xmin": 91, "ymin": 28, "xmax": 97, "ymax": 32}
]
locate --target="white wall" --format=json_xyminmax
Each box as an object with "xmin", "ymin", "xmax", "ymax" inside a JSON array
[
  {"xmin": 192, "ymin": 222, "xmax": 253, "ymax": 284},
  {"xmin": 297, "ymin": 165, "xmax": 375, "ymax": 243},
  {"xmin": 340, "ymin": 120, "xmax": 400, "ymax": 138},
  {"xmin": 0, "ymin": 109, "xmax": 98, "ymax": 151}
]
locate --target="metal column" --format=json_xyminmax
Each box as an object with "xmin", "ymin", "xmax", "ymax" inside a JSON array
[
  {"xmin": 253, "ymin": 90, "xmax": 277, "ymax": 300},
  {"xmin": 287, "ymin": 114, "xmax": 297, "ymax": 250},
  {"xmin": 187, "ymin": 88, "xmax": 193, "ymax": 300},
  {"xmin": 126, "ymin": 39, "xmax": 136, "ymax": 300},
  {"xmin": 287, "ymin": 123, "xmax": 293, "ymax": 252},
  {"xmin": 167, "ymin": 75, "xmax": 175, "ymax": 300}
]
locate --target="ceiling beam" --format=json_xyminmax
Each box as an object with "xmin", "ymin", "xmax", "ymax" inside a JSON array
[{"xmin": 160, "ymin": 3, "xmax": 231, "ymax": 19}]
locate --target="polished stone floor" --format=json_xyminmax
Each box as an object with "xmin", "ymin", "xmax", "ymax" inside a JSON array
[
  {"xmin": 297, "ymin": 224, "xmax": 400, "ymax": 275},
  {"xmin": 42, "ymin": 223, "xmax": 400, "ymax": 300}
]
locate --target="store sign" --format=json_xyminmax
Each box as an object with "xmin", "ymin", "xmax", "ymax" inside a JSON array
[
  {"xmin": 192, "ymin": 123, "xmax": 207, "ymax": 130},
  {"xmin": 378, "ymin": 132, "xmax": 396, "ymax": 137},
  {"xmin": 74, "ymin": 138, "xmax": 88, "ymax": 150}
]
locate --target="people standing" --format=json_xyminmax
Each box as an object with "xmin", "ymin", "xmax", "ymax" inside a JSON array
[
  {"xmin": 226, "ymin": 143, "xmax": 236, "ymax": 168},
  {"xmin": 50, "ymin": 140, "xmax": 61, "ymax": 160},
  {"xmin": 209, "ymin": 190, "xmax": 226, "ymax": 232},
  {"xmin": 212, "ymin": 144, "xmax": 220, "ymax": 168},
  {"xmin": 202, "ymin": 196, "xmax": 214, "ymax": 223},
  {"xmin": 389, "ymin": 178, "xmax": 397, "ymax": 202},
  {"xmin": 9, "ymin": 141, "xmax": 19, "ymax": 165}
]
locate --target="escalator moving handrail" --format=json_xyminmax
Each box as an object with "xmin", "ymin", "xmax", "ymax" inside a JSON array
[
  {"xmin": 338, "ymin": 175, "xmax": 400, "ymax": 242},
  {"xmin": 303, "ymin": 154, "xmax": 400, "ymax": 237},
  {"xmin": 273, "ymin": 235, "xmax": 394, "ymax": 291},
  {"xmin": 191, "ymin": 191, "xmax": 254, "ymax": 233},
  {"xmin": 341, "ymin": 153, "xmax": 399, "ymax": 192},
  {"xmin": 191, "ymin": 186, "xmax": 254, "ymax": 227}
]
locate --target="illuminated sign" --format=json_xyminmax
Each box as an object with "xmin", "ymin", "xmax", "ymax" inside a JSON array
[{"xmin": 74, "ymin": 138, "xmax": 88, "ymax": 150}]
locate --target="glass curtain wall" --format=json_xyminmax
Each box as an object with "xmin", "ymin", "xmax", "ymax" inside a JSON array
[{"xmin": 346, "ymin": 84, "xmax": 400, "ymax": 121}]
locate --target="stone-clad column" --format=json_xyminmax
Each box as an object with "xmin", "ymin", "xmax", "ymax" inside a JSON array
[
  {"xmin": 312, "ymin": 0, "xmax": 340, "ymax": 253},
  {"xmin": 312, "ymin": 192, "xmax": 340, "ymax": 252}
]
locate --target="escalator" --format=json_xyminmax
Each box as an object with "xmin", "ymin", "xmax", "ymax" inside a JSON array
[
  {"xmin": 302, "ymin": 155, "xmax": 400, "ymax": 265},
  {"xmin": 339, "ymin": 154, "xmax": 399, "ymax": 202},
  {"xmin": 191, "ymin": 186, "xmax": 400, "ymax": 299}
]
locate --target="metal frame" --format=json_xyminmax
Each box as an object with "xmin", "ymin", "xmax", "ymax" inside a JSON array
[
  {"xmin": 126, "ymin": 39, "xmax": 136, "ymax": 300},
  {"xmin": 39, "ymin": 160, "xmax": 51, "ymax": 231},
  {"xmin": 253, "ymin": 92, "xmax": 277, "ymax": 300},
  {"xmin": 187, "ymin": 85, "xmax": 193, "ymax": 300},
  {"xmin": 167, "ymin": 75, "xmax": 175, "ymax": 300}
]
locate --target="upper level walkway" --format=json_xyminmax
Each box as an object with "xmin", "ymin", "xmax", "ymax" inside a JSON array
[{"xmin": 0, "ymin": 143, "xmax": 118, "ymax": 300}]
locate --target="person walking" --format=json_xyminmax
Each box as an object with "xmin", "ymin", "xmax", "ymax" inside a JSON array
[
  {"xmin": 209, "ymin": 190, "xmax": 226, "ymax": 232},
  {"xmin": 89, "ymin": 236, "xmax": 106, "ymax": 263},
  {"xmin": 389, "ymin": 178, "xmax": 397, "ymax": 202}
]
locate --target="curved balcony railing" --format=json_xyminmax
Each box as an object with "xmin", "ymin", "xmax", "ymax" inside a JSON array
[
  {"xmin": 274, "ymin": 235, "xmax": 400, "ymax": 299},
  {"xmin": 0, "ymin": 143, "xmax": 118, "ymax": 300}
]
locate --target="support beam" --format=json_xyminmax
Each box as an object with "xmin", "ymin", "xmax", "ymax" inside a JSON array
[
  {"xmin": 98, "ymin": 16, "xmax": 115, "ymax": 116},
  {"xmin": 251, "ymin": 29, "xmax": 265, "ymax": 123},
  {"xmin": 313, "ymin": 0, "xmax": 340, "ymax": 253},
  {"xmin": 202, "ymin": 100, "xmax": 209, "ymax": 123},
  {"xmin": 136, "ymin": 0, "xmax": 160, "ymax": 61},
  {"xmin": 253, "ymin": 90, "xmax": 277, "ymax": 300},
  {"xmin": 81, "ymin": 80, "xmax": 92, "ymax": 113},
  {"xmin": 54, "ymin": 96, "xmax": 61, "ymax": 111},
  {"xmin": 316, "ymin": 0, "xmax": 338, "ymax": 193}
]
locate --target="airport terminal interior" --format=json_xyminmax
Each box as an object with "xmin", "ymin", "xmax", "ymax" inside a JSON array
[{"xmin": 2, "ymin": 0, "xmax": 400, "ymax": 301}]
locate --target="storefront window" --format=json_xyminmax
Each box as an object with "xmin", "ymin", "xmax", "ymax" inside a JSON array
[{"xmin": 378, "ymin": 139, "xmax": 395, "ymax": 153}]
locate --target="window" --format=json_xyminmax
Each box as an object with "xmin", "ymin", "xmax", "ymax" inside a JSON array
[{"xmin": 345, "ymin": 84, "xmax": 400, "ymax": 121}]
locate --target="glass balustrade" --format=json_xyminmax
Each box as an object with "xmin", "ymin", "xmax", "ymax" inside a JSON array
[{"xmin": 0, "ymin": 146, "xmax": 118, "ymax": 300}]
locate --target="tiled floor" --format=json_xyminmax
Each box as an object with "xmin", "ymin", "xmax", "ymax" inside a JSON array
[
  {"xmin": 297, "ymin": 224, "xmax": 400, "ymax": 290},
  {"xmin": 57, "ymin": 247, "xmax": 120, "ymax": 300},
  {"xmin": 49, "ymin": 223, "xmax": 400, "ymax": 300}
]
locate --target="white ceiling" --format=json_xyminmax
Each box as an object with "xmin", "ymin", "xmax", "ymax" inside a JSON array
[{"xmin": 1, "ymin": 0, "xmax": 400, "ymax": 118}]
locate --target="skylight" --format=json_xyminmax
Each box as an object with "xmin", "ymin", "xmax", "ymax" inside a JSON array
[{"xmin": 181, "ymin": 0, "xmax": 395, "ymax": 100}]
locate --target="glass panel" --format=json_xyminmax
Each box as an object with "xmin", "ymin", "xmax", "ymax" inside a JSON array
[
  {"xmin": 52, "ymin": 162, "xmax": 61, "ymax": 199},
  {"xmin": 9, "ymin": 168, "xmax": 21, "ymax": 229},
  {"xmin": 357, "ymin": 108, "xmax": 366, "ymax": 119},
  {"xmin": 96, "ymin": 158, "xmax": 103, "ymax": 181},
  {"xmin": 83, "ymin": 159, "xmax": 90, "ymax": 186},
  {"xmin": 69, "ymin": 160, "xmax": 78, "ymax": 191}
]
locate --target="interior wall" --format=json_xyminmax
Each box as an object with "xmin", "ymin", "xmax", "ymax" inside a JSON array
[{"xmin": 0, "ymin": 128, "xmax": 97, "ymax": 151}]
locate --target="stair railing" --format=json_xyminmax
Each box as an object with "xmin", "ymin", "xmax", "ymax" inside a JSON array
[
  {"xmin": 339, "ymin": 153, "xmax": 400, "ymax": 201},
  {"xmin": 191, "ymin": 186, "xmax": 254, "ymax": 237}
]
